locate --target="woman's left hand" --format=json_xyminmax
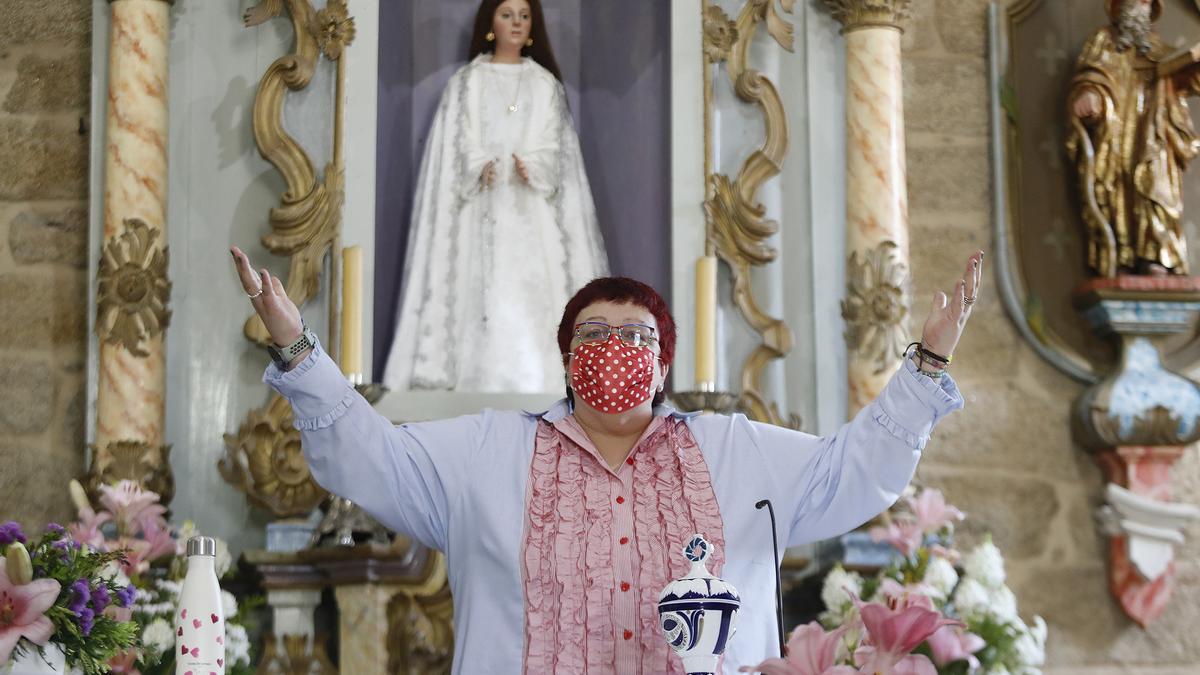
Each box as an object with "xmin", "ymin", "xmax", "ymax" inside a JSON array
[
  {"xmin": 919, "ymin": 250, "xmax": 984, "ymax": 358},
  {"xmin": 513, "ymin": 154, "xmax": 530, "ymax": 185}
]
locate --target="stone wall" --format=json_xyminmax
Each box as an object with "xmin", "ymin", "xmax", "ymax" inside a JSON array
[
  {"xmin": 903, "ymin": 0, "xmax": 1200, "ymax": 672},
  {"xmin": 0, "ymin": 0, "xmax": 91, "ymax": 527}
]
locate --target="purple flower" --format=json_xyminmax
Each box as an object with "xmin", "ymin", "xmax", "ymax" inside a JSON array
[
  {"xmin": 45, "ymin": 523, "xmax": 65, "ymax": 536},
  {"xmin": 0, "ymin": 521, "xmax": 27, "ymax": 546},
  {"xmin": 76, "ymin": 607, "xmax": 95, "ymax": 636},
  {"xmin": 90, "ymin": 584, "xmax": 110, "ymax": 612},
  {"xmin": 115, "ymin": 584, "xmax": 137, "ymax": 608},
  {"xmin": 68, "ymin": 579, "xmax": 90, "ymax": 615}
]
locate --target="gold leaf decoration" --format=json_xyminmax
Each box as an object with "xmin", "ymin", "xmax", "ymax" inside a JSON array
[
  {"xmin": 822, "ymin": 0, "xmax": 911, "ymax": 32},
  {"xmin": 86, "ymin": 440, "xmax": 174, "ymax": 507},
  {"xmin": 752, "ymin": 0, "xmax": 797, "ymax": 52},
  {"xmin": 701, "ymin": 0, "xmax": 800, "ymax": 429},
  {"xmin": 703, "ymin": 5, "xmax": 739, "ymax": 63},
  {"xmin": 387, "ymin": 581, "xmax": 455, "ymax": 675},
  {"xmin": 96, "ymin": 218, "xmax": 171, "ymax": 357},
  {"xmin": 258, "ymin": 633, "xmax": 337, "ymax": 675},
  {"xmin": 220, "ymin": 393, "xmax": 327, "ymax": 518},
  {"xmin": 312, "ymin": 0, "xmax": 356, "ymax": 61},
  {"xmin": 842, "ymin": 241, "xmax": 910, "ymax": 374}
]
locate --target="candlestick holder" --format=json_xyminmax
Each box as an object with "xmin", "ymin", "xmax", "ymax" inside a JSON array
[
  {"xmin": 671, "ymin": 389, "xmax": 738, "ymax": 415},
  {"xmin": 309, "ymin": 381, "xmax": 392, "ymax": 548},
  {"xmin": 353, "ymin": 380, "xmax": 387, "ymax": 404}
]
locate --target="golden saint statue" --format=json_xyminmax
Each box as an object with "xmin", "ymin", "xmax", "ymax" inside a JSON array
[{"xmin": 1067, "ymin": 0, "xmax": 1200, "ymax": 277}]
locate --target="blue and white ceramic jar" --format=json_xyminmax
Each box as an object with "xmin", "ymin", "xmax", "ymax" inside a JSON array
[{"xmin": 657, "ymin": 534, "xmax": 741, "ymax": 675}]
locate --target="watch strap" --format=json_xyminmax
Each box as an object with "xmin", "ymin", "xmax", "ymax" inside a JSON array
[{"xmin": 268, "ymin": 327, "xmax": 316, "ymax": 368}]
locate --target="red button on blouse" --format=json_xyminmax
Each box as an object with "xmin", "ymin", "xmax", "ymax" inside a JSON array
[
  {"xmin": 626, "ymin": 457, "xmax": 635, "ymax": 466},
  {"xmin": 620, "ymin": 582, "xmax": 631, "ymax": 592},
  {"xmin": 615, "ymin": 496, "xmax": 625, "ymax": 504},
  {"xmin": 623, "ymin": 629, "xmax": 633, "ymax": 641},
  {"xmin": 619, "ymin": 536, "xmax": 629, "ymax": 545}
]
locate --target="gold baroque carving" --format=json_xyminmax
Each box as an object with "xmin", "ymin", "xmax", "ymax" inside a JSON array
[
  {"xmin": 96, "ymin": 218, "xmax": 172, "ymax": 358},
  {"xmin": 256, "ymin": 633, "xmax": 337, "ymax": 675},
  {"xmin": 823, "ymin": 0, "xmax": 911, "ymax": 32},
  {"xmin": 313, "ymin": 0, "xmax": 357, "ymax": 61},
  {"xmin": 703, "ymin": 0, "xmax": 800, "ymax": 429},
  {"xmin": 842, "ymin": 241, "xmax": 910, "ymax": 374},
  {"xmin": 85, "ymin": 440, "xmax": 174, "ymax": 507},
  {"xmin": 703, "ymin": 5, "xmax": 739, "ymax": 63},
  {"xmin": 220, "ymin": 393, "xmax": 328, "ymax": 518},
  {"xmin": 386, "ymin": 579, "xmax": 454, "ymax": 675},
  {"xmin": 241, "ymin": 0, "xmax": 350, "ymax": 347}
]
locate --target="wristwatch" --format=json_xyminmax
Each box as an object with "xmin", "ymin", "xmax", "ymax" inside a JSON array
[{"xmin": 267, "ymin": 325, "xmax": 317, "ymax": 369}]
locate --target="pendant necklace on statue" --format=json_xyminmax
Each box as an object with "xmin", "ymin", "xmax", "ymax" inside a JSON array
[
  {"xmin": 492, "ymin": 62, "xmax": 525, "ymax": 114},
  {"xmin": 507, "ymin": 72, "xmax": 524, "ymax": 113}
]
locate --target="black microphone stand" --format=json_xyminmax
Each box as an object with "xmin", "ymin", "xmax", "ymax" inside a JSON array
[{"xmin": 755, "ymin": 499, "xmax": 786, "ymax": 658}]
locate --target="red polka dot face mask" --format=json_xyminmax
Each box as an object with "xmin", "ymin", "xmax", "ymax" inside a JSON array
[{"xmin": 569, "ymin": 335, "xmax": 657, "ymax": 414}]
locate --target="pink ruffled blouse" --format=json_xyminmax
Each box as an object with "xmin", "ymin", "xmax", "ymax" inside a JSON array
[{"xmin": 265, "ymin": 342, "xmax": 963, "ymax": 674}]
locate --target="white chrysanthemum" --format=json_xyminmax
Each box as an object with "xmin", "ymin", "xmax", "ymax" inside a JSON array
[
  {"xmin": 142, "ymin": 618, "xmax": 175, "ymax": 655},
  {"xmin": 1014, "ymin": 615, "xmax": 1047, "ymax": 667},
  {"xmin": 176, "ymin": 521, "xmax": 199, "ymax": 556},
  {"xmin": 214, "ymin": 538, "xmax": 233, "ymax": 578},
  {"xmin": 221, "ymin": 590, "xmax": 239, "ymax": 619},
  {"xmin": 987, "ymin": 584, "xmax": 1018, "ymax": 621},
  {"xmin": 964, "ymin": 540, "xmax": 1006, "ymax": 587},
  {"xmin": 99, "ymin": 561, "xmax": 132, "ymax": 588},
  {"xmin": 820, "ymin": 566, "xmax": 862, "ymax": 612},
  {"xmin": 988, "ymin": 665, "xmax": 1013, "ymax": 675},
  {"xmin": 952, "ymin": 577, "xmax": 991, "ymax": 619},
  {"xmin": 226, "ymin": 623, "xmax": 252, "ymax": 666},
  {"xmin": 157, "ymin": 578, "xmax": 182, "ymax": 598},
  {"xmin": 924, "ymin": 556, "xmax": 959, "ymax": 599}
]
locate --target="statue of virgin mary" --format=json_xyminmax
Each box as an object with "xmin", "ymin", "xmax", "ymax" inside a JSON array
[{"xmin": 382, "ymin": 0, "xmax": 609, "ymax": 393}]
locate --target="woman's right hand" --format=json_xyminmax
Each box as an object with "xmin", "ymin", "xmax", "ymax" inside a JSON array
[
  {"xmin": 480, "ymin": 161, "xmax": 497, "ymax": 190},
  {"xmin": 231, "ymin": 245, "xmax": 304, "ymax": 347}
]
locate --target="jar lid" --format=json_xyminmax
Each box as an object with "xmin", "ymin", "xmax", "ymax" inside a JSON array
[{"xmin": 186, "ymin": 536, "xmax": 216, "ymax": 557}]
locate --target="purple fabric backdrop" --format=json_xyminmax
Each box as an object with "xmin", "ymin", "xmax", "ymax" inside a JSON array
[{"xmin": 373, "ymin": 1, "xmax": 671, "ymax": 380}]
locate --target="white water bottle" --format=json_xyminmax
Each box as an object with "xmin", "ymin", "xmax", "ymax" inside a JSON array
[{"xmin": 175, "ymin": 536, "xmax": 226, "ymax": 675}]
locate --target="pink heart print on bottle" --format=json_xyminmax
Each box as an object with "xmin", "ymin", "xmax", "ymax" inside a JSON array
[{"xmin": 176, "ymin": 536, "xmax": 225, "ymax": 675}]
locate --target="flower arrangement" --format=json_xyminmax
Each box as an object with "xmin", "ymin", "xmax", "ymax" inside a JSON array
[
  {"xmin": 65, "ymin": 481, "xmax": 258, "ymax": 675},
  {"xmin": 742, "ymin": 487, "xmax": 1047, "ymax": 675},
  {"xmin": 0, "ymin": 520, "xmax": 139, "ymax": 674}
]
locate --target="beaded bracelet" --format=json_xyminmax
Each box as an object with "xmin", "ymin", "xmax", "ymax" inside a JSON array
[{"xmin": 906, "ymin": 342, "xmax": 950, "ymax": 379}]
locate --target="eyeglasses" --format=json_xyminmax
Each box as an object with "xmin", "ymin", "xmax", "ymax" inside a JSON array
[{"xmin": 573, "ymin": 322, "xmax": 658, "ymax": 348}]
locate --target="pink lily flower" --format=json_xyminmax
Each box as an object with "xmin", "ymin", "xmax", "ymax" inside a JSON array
[
  {"xmin": 873, "ymin": 579, "xmax": 938, "ymax": 608},
  {"xmin": 740, "ymin": 622, "xmax": 857, "ymax": 675},
  {"xmin": 98, "ymin": 481, "xmax": 166, "ymax": 536},
  {"xmin": 68, "ymin": 507, "xmax": 111, "ymax": 550},
  {"xmin": 927, "ymin": 624, "xmax": 986, "ymax": 670},
  {"xmin": 869, "ymin": 519, "xmax": 924, "ymax": 558},
  {"xmin": 0, "ymin": 565, "xmax": 61, "ymax": 664},
  {"xmin": 851, "ymin": 595, "xmax": 960, "ymax": 675},
  {"xmin": 138, "ymin": 516, "xmax": 177, "ymax": 564},
  {"xmin": 909, "ymin": 489, "xmax": 965, "ymax": 535}
]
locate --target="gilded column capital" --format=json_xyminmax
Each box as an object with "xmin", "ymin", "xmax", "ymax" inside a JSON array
[{"xmin": 823, "ymin": 0, "xmax": 911, "ymax": 33}]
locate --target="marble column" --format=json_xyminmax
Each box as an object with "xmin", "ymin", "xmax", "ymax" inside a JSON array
[
  {"xmin": 90, "ymin": 0, "xmax": 175, "ymax": 501},
  {"xmin": 825, "ymin": 0, "xmax": 913, "ymax": 415}
]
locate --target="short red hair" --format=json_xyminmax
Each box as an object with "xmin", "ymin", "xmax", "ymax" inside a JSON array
[
  {"xmin": 557, "ymin": 276, "xmax": 676, "ymax": 365},
  {"xmin": 557, "ymin": 277, "xmax": 676, "ymax": 407}
]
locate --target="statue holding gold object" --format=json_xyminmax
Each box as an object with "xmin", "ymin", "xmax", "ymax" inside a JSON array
[{"xmin": 1066, "ymin": 0, "xmax": 1200, "ymax": 277}]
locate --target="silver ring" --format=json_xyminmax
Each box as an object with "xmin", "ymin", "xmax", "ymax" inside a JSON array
[
  {"xmin": 247, "ymin": 287, "xmax": 264, "ymax": 299},
  {"xmin": 964, "ymin": 296, "xmax": 977, "ymax": 306}
]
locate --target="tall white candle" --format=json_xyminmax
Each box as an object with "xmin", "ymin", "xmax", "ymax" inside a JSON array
[
  {"xmin": 695, "ymin": 255, "xmax": 718, "ymax": 387},
  {"xmin": 341, "ymin": 246, "xmax": 363, "ymax": 379}
]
